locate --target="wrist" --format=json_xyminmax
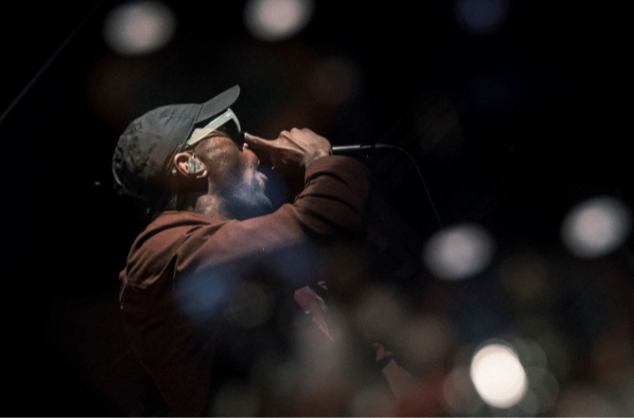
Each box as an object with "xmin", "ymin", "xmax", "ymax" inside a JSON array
[{"xmin": 302, "ymin": 149, "xmax": 331, "ymax": 167}]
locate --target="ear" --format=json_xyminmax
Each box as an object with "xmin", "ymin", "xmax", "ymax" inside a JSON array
[{"xmin": 173, "ymin": 152, "xmax": 208, "ymax": 179}]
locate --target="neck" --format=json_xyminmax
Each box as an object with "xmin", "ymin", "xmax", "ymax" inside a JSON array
[
  {"xmin": 177, "ymin": 180, "xmax": 272, "ymax": 221},
  {"xmin": 180, "ymin": 192, "xmax": 235, "ymax": 221}
]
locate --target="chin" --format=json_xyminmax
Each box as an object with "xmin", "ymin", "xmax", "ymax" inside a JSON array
[
  {"xmin": 228, "ymin": 185, "xmax": 274, "ymax": 220},
  {"xmin": 247, "ymin": 194, "xmax": 274, "ymax": 216}
]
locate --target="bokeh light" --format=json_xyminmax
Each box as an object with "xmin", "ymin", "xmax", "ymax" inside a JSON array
[
  {"xmin": 523, "ymin": 367, "xmax": 559, "ymax": 414},
  {"xmin": 498, "ymin": 253, "xmax": 549, "ymax": 304},
  {"xmin": 443, "ymin": 366, "xmax": 482, "ymax": 414},
  {"xmin": 401, "ymin": 315, "xmax": 454, "ymax": 372},
  {"xmin": 590, "ymin": 331, "xmax": 634, "ymax": 387},
  {"xmin": 212, "ymin": 381, "xmax": 260, "ymax": 416},
  {"xmin": 244, "ymin": 0, "xmax": 315, "ymax": 41},
  {"xmin": 350, "ymin": 385, "xmax": 397, "ymax": 417},
  {"xmin": 354, "ymin": 288, "xmax": 406, "ymax": 342},
  {"xmin": 423, "ymin": 224, "xmax": 495, "ymax": 280},
  {"xmin": 554, "ymin": 385, "xmax": 614, "ymax": 416},
  {"xmin": 470, "ymin": 342, "xmax": 528, "ymax": 408},
  {"xmin": 513, "ymin": 338, "xmax": 548, "ymax": 370},
  {"xmin": 512, "ymin": 337, "xmax": 560, "ymax": 413},
  {"xmin": 455, "ymin": 0, "xmax": 508, "ymax": 34},
  {"xmin": 308, "ymin": 57, "xmax": 361, "ymax": 105},
  {"xmin": 103, "ymin": 1, "xmax": 176, "ymax": 55},
  {"xmin": 560, "ymin": 196, "xmax": 631, "ymax": 258},
  {"xmin": 175, "ymin": 271, "xmax": 230, "ymax": 321}
]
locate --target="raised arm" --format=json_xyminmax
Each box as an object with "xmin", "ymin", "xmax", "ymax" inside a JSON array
[{"xmin": 174, "ymin": 129, "xmax": 370, "ymax": 274}]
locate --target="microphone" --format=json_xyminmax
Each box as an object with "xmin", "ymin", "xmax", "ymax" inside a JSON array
[
  {"xmin": 331, "ymin": 144, "xmax": 394, "ymax": 154},
  {"xmin": 332, "ymin": 143, "xmax": 443, "ymax": 228}
]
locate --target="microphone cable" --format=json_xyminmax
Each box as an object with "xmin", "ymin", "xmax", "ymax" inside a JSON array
[
  {"xmin": 0, "ymin": 0, "xmax": 106, "ymax": 125},
  {"xmin": 332, "ymin": 144, "xmax": 443, "ymax": 230}
]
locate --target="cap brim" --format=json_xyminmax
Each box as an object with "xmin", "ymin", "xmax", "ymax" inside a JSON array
[{"xmin": 196, "ymin": 85, "xmax": 240, "ymax": 123}]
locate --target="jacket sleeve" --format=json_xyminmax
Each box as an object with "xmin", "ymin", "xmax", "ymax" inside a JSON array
[{"xmin": 174, "ymin": 155, "xmax": 370, "ymax": 274}]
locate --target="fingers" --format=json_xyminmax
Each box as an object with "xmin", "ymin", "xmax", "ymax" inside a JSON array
[
  {"xmin": 244, "ymin": 130, "xmax": 297, "ymax": 151},
  {"xmin": 244, "ymin": 129, "xmax": 326, "ymax": 153},
  {"xmin": 243, "ymin": 132, "xmax": 269, "ymax": 149}
]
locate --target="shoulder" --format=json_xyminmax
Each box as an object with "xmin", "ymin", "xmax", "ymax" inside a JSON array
[
  {"xmin": 122, "ymin": 211, "xmax": 225, "ymax": 285},
  {"xmin": 134, "ymin": 210, "xmax": 228, "ymax": 254}
]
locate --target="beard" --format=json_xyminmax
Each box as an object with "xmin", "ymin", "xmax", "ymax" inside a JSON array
[{"xmin": 224, "ymin": 176, "xmax": 274, "ymax": 220}]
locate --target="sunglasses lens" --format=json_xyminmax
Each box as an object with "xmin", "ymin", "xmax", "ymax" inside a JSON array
[
  {"xmin": 216, "ymin": 121, "xmax": 242, "ymax": 144},
  {"xmin": 234, "ymin": 130, "xmax": 245, "ymax": 145}
]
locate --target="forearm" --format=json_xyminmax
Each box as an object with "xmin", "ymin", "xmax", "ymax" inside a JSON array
[{"xmin": 294, "ymin": 155, "xmax": 370, "ymax": 235}]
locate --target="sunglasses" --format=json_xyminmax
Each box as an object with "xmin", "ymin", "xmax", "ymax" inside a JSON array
[
  {"xmin": 184, "ymin": 108, "xmax": 242, "ymax": 149},
  {"xmin": 170, "ymin": 108, "xmax": 244, "ymax": 174}
]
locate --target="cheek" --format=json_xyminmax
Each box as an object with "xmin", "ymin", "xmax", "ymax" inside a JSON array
[
  {"xmin": 207, "ymin": 154, "xmax": 243, "ymax": 188},
  {"xmin": 217, "ymin": 149, "xmax": 243, "ymax": 172}
]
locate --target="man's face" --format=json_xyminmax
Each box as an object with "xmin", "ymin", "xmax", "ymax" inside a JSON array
[{"xmin": 193, "ymin": 131, "xmax": 273, "ymax": 219}]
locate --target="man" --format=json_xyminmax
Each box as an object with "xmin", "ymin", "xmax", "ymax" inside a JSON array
[{"xmin": 113, "ymin": 85, "xmax": 384, "ymax": 416}]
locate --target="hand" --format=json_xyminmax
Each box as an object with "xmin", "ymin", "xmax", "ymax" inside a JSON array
[{"xmin": 243, "ymin": 128, "xmax": 331, "ymax": 171}]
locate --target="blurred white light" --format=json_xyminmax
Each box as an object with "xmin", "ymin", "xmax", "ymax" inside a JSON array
[
  {"xmin": 103, "ymin": 1, "xmax": 176, "ymax": 55},
  {"xmin": 561, "ymin": 196, "xmax": 631, "ymax": 258},
  {"xmin": 423, "ymin": 224, "xmax": 494, "ymax": 280},
  {"xmin": 455, "ymin": 0, "xmax": 508, "ymax": 34},
  {"xmin": 470, "ymin": 342, "xmax": 528, "ymax": 408},
  {"xmin": 244, "ymin": 0, "xmax": 314, "ymax": 41}
]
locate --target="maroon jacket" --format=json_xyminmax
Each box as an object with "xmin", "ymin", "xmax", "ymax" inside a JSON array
[{"xmin": 119, "ymin": 156, "xmax": 370, "ymax": 416}]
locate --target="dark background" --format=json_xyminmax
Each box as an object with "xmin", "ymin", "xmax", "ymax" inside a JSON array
[{"xmin": 1, "ymin": 0, "xmax": 632, "ymax": 415}]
